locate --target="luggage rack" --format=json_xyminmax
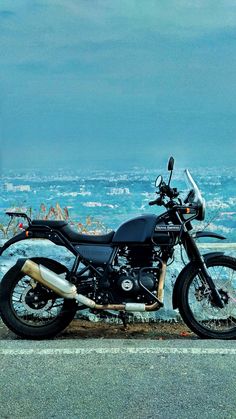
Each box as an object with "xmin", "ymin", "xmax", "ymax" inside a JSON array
[{"xmin": 5, "ymin": 212, "xmax": 32, "ymax": 225}]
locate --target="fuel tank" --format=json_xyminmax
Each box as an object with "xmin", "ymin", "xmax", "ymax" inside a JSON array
[{"xmin": 112, "ymin": 214, "xmax": 158, "ymax": 244}]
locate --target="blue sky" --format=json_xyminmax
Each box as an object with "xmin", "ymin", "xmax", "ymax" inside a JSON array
[{"xmin": 1, "ymin": 0, "xmax": 236, "ymax": 170}]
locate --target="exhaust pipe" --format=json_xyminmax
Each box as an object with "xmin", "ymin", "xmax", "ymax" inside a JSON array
[
  {"xmin": 21, "ymin": 260, "xmax": 97, "ymax": 308},
  {"xmin": 22, "ymin": 260, "xmax": 78, "ymax": 299},
  {"xmin": 21, "ymin": 260, "xmax": 164, "ymax": 312}
]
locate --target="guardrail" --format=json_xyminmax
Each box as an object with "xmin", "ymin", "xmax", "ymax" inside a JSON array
[{"xmin": 198, "ymin": 243, "xmax": 236, "ymax": 249}]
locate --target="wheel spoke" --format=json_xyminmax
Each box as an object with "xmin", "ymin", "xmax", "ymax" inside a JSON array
[
  {"xmin": 11, "ymin": 276, "xmax": 65, "ymax": 327},
  {"xmin": 187, "ymin": 260, "xmax": 236, "ymax": 333}
]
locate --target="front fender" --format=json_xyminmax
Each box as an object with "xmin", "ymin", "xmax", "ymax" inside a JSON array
[
  {"xmin": 195, "ymin": 231, "xmax": 226, "ymax": 240},
  {"xmin": 172, "ymin": 251, "xmax": 225, "ymax": 309}
]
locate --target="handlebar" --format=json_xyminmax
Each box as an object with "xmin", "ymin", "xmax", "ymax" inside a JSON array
[
  {"xmin": 149, "ymin": 197, "xmax": 198, "ymax": 215},
  {"xmin": 149, "ymin": 196, "xmax": 164, "ymax": 206},
  {"xmin": 148, "ymin": 164, "xmax": 204, "ymax": 221},
  {"xmin": 149, "ymin": 199, "xmax": 159, "ymax": 206},
  {"xmin": 160, "ymin": 184, "xmax": 179, "ymax": 199},
  {"xmin": 148, "ymin": 184, "xmax": 179, "ymax": 207}
]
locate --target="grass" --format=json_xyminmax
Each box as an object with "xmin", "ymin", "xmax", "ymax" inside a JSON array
[{"xmin": 0, "ymin": 203, "xmax": 107, "ymax": 239}]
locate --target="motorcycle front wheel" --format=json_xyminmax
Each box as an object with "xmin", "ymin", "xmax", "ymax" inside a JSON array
[
  {"xmin": 0, "ymin": 259, "xmax": 77, "ymax": 339},
  {"xmin": 177, "ymin": 255, "xmax": 236, "ymax": 339}
]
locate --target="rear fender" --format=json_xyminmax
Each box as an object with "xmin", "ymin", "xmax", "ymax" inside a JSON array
[
  {"xmin": 0, "ymin": 228, "xmax": 69, "ymax": 256},
  {"xmin": 0, "ymin": 232, "xmax": 31, "ymax": 256},
  {"xmin": 172, "ymin": 251, "xmax": 225, "ymax": 309}
]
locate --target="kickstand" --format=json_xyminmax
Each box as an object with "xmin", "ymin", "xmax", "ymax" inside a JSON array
[{"xmin": 119, "ymin": 311, "xmax": 129, "ymax": 330}]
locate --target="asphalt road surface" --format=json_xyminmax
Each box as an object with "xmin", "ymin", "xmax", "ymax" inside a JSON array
[{"xmin": 0, "ymin": 339, "xmax": 235, "ymax": 419}]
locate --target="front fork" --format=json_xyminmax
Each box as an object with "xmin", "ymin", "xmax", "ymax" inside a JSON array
[{"xmin": 183, "ymin": 232, "xmax": 224, "ymax": 308}]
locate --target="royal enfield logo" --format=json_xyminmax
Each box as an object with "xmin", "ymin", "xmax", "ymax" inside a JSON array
[
  {"xmin": 155, "ymin": 225, "xmax": 181, "ymax": 232},
  {"xmin": 121, "ymin": 279, "xmax": 133, "ymax": 291}
]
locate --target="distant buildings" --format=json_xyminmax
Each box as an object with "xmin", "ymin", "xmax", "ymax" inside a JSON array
[{"xmin": 3, "ymin": 183, "xmax": 31, "ymax": 192}]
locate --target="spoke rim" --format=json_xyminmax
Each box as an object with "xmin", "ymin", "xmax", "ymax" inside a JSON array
[
  {"xmin": 188, "ymin": 264, "xmax": 236, "ymax": 333},
  {"xmin": 11, "ymin": 275, "xmax": 65, "ymax": 327}
]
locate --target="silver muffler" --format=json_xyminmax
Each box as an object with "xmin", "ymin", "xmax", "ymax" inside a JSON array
[
  {"xmin": 21, "ymin": 260, "xmax": 163, "ymax": 312},
  {"xmin": 21, "ymin": 260, "xmax": 96, "ymax": 308},
  {"xmin": 22, "ymin": 260, "xmax": 77, "ymax": 299}
]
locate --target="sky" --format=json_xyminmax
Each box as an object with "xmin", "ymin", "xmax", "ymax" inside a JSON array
[{"xmin": 1, "ymin": 0, "xmax": 236, "ymax": 170}]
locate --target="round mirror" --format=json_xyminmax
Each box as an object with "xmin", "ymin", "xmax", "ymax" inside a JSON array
[{"xmin": 155, "ymin": 175, "xmax": 163, "ymax": 188}]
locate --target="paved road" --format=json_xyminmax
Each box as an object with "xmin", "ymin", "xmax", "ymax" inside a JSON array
[{"xmin": 0, "ymin": 339, "xmax": 235, "ymax": 419}]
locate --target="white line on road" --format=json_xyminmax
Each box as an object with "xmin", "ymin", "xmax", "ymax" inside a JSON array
[{"xmin": 0, "ymin": 347, "xmax": 236, "ymax": 355}]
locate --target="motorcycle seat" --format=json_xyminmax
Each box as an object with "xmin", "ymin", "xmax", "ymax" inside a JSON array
[
  {"xmin": 61, "ymin": 224, "xmax": 115, "ymax": 244},
  {"xmin": 31, "ymin": 220, "xmax": 115, "ymax": 244}
]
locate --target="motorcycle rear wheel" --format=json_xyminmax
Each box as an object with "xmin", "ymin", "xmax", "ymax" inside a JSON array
[
  {"xmin": 178, "ymin": 255, "xmax": 236, "ymax": 339},
  {"xmin": 0, "ymin": 259, "xmax": 77, "ymax": 339}
]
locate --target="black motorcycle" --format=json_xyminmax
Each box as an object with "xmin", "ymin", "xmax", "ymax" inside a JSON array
[{"xmin": 0, "ymin": 157, "xmax": 235, "ymax": 339}]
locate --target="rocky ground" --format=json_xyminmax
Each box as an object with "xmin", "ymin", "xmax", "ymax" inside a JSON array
[{"xmin": 0, "ymin": 318, "xmax": 197, "ymax": 340}]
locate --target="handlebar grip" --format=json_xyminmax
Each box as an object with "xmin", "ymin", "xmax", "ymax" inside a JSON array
[{"xmin": 149, "ymin": 200, "xmax": 157, "ymax": 206}]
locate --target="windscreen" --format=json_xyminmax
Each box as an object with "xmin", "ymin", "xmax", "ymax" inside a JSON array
[{"xmin": 184, "ymin": 169, "xmax": 206, "ymax": 220}]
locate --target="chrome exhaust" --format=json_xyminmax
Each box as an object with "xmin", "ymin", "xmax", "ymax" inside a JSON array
[
  {"xmin": 21, "ymin": 260, "xmax": 165, "ymax": 313},
  {"xmin": 22, "ymin": 260, "xmax": 78, "ymax": 299},
  {"xmin": 21, "ymin": 260, "xmax": 96, "ymax": 307}
]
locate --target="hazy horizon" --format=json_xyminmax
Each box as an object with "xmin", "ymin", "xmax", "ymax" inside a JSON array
[{"xmin": 1, "ymin": 161, "xmax": 236, "ymax": 173}]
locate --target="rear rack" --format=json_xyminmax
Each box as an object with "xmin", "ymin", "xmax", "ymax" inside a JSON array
[{"xmin": 5, "ymin": 212, "xmax": 32, "ymax": 225}]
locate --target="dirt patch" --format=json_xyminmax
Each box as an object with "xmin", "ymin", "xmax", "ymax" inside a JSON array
[
  {"xmin": 61, "ymin": 320, "xmax": 196, "ymax": 340},
  {"xmin": 0, "ymin": 319, "xmax": 197, "ymax": 340}
]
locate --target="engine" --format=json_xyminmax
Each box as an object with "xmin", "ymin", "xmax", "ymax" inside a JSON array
[
  {"xmin": 115, "ymin": 267, "xmax": 159, "ymax": 303},
  {"xmin": 89, "ymin": 246, "xmax": 161, "ymax": 305},
  {"xmin": 111, "ymin": 246, "xmax": 161, "ymax": 304}
]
